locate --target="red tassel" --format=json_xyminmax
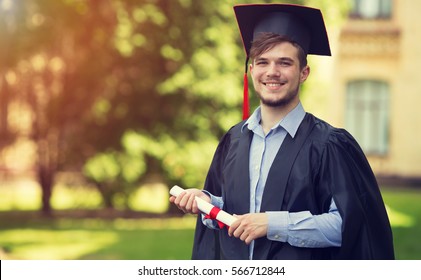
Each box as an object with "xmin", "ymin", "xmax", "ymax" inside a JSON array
[{"xmin": 242, "ymin": 72, "xmax": 249, "ymax": 120}]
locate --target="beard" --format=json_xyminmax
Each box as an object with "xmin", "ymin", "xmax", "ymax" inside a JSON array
[{"xmin": 255, "ymin": 84, "xmax": 300, "ymax": 108}]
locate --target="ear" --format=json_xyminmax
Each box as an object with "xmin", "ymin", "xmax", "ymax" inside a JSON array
[
  {"xmin": 300, "ymin": 65, "xmax": 310, "ymax": 83},
  {"xmin": 249, "ymin": 63, "xmax": 253, "ymax": 74}
]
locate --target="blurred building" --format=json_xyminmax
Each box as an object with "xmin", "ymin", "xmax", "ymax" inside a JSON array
[{"xmin": 331, "ymin": 0, "xmax": 421, "ymax": 184}]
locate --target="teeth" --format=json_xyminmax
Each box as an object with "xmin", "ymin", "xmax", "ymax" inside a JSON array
[{"xmin": 266, "ymin": 83, "xmax": 281, "ymax": 87}]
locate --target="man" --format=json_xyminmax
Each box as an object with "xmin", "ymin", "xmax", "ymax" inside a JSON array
[{"xmin": 170, "ymin": 4, "xmax": 394, "ymax": 260}]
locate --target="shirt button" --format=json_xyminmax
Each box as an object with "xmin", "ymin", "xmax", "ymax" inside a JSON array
[
  {"xmin": 274, "ymin": 235, "xmax": 280, "ymax": 239},
  {"xmin": 255, "ymin": 165, "xmax": 259, "ymax": 170}
]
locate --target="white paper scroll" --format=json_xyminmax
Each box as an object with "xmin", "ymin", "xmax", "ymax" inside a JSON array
[{"xmin": 169, "ymin": 185, "xmax": 237, "ymax": 227}]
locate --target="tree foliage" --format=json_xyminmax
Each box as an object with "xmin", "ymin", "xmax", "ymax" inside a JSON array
[{"xmin": 0, "ymin": 0, "xmax": 348, "ymax": 212}]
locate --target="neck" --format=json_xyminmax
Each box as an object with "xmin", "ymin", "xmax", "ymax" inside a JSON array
[{"xmin": 260, "ymin": 100, "xmax": 299, "ymax": 134}]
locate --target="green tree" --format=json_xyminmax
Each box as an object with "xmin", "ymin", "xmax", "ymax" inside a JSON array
[
  {"xmin": 1, "ymin": 0, "xmax": 121, "ymax": 214},
  {"xmin": 80, "ymin": 0, "xmax": 251, "ymax": 210},
  {"xmin": 0, "ymin": 0, "xmax": 33, "ymax": 148},
  {"xmin": 1, "ymin": 0, "xmax": 348, "ymax": 213}
]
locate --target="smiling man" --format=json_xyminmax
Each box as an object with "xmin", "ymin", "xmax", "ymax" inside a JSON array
[
  {"xmin": 170, "ymin": 3, "xmax": 394, "ymax": 260},
  {"xmin": 249, "ymin": 35, "xmax": 309, "ymax": 135}
]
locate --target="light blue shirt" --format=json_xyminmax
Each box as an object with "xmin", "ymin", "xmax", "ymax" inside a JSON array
[{"xmin": 203, "ymin": 103, "xmax": 342, "ymax": 259}]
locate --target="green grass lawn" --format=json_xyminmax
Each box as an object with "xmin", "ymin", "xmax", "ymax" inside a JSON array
[
  {"xmin": 381, "ymin": 187, "xmax": 421, "ymax": 259},
  {"xmin": 0, "ymin": 214, "xmax": 196, "ymax": 260},
  {"xmin": 0, "ymin": 186, "xmax": 420, "ymax": 260}
]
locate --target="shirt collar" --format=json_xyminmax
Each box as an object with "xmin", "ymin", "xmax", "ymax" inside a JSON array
[{"xmin": 241, "ymin": 102, "xmax": 306, "ymax": 138}]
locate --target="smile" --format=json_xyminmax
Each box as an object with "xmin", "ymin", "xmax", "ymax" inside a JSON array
[{"xmin": 262, "ymin": 81, "xmax": 286, "ymax": 88}]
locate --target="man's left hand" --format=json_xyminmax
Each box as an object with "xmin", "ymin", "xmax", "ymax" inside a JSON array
[{"xmin": 228, "ymin": 213, "xmax": 268, "ymax": 245}]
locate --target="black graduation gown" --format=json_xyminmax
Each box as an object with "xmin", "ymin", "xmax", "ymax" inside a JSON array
[{"xmin": 191, "ymin": 113, "xmax": 394, "ymax": 260}]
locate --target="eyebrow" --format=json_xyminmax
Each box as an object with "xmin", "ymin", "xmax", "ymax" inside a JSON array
[{"xmin": 255, "ymin": 57, "xmax": 295, "ymax": 63}]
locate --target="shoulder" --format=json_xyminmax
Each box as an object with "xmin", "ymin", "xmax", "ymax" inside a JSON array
[
  {"xmin": 213, "ymin": 120, "xmax": 247, "ymax": 153},
  {"xmin": 302, "ymin": 114, "xmax": 368, "ymax": 167},
  {"xmin": 227, "ymin": 120, "xmax": 247, "ymax": 138},
  {"xmin": 217, "ymin": 120, "xmax": 247, "ymax": 145},
  {"xmin": 303, "ymin": 114, "xmax": 371, "ymax": 177},
  {"xmin": 305, "ymin": 113, "xmax": 361, "ymax": 151}
]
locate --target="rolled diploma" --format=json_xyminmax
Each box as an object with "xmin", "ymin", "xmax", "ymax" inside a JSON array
[{"xmin": 170, "ymin": 185, "xmax": 237, "ymax": 227}]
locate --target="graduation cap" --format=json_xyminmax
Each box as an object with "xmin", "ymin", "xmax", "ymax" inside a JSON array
[{"xmin": 233, "ymin": 4, "xmax": 331, "ymax": 119}]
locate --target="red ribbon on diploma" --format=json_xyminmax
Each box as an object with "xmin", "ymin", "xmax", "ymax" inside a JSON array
[{"xmin": 204, "ymin": 206, "xmax": 229, "ymax": 229}]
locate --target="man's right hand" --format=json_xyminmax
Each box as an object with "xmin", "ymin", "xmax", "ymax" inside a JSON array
[{"xmin": 169, "ymin": 188, "xmax": 211, "ymax": 215}]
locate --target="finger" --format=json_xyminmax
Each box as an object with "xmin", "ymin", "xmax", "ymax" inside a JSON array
[
  {"xmin": 174, "ymin": 191, "xmax": 186, "ymax": 205},
  {"xmin": 233, "ymin": 226, "xmax": 245, "ymax": 238},
  {"xmin": 240, "ymin": 230, "xmax": 249, "ymax": 242},
  {"xmin": 179, "ymin": 193, "xmax": 191, "ymax": 208},
  {"xmin": 185, "ymin": 193, "xmax": 196, "ymax": 212},
  {"xmin": 244, "ymin": 236, "xmax": 253, "ymax": 245},
  {"xmin": 192, "ymin": 200, "xmax": 199, "ymax": 214},
  {"xmin": 228, "ymin": 219, "xmax": 240, "ymax": 236}
]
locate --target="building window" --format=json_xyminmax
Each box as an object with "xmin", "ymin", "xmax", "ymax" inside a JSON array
[
  {"xmin": 345, "ymin": 80, "xmax": 389, "ymax": 155},
  {"xmin": 350, "ymin": 0, "xmax": 392, "ymax": 19}
]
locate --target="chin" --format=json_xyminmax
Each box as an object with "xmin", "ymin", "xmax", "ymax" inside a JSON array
[
  {"xmin": 262, "ymin": 100, "xmax": 289, "ymax": 108},
  {"xmin": 261, "ymin": 95, "xmax": 298, "ymax": 107}
]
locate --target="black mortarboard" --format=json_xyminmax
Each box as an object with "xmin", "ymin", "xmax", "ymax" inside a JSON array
[{"xmin": 233, "ymin": 4, "xmax": 331, "ymax": 119}]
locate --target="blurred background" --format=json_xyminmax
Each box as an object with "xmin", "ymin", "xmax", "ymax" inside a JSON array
[{"xmin": 1, "ymin": 0, "xmax": 420, "ymax": 260}]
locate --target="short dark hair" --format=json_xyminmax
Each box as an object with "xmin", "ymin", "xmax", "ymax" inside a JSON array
[{"xmin": 249, "ymin": 32, "xmax": 308, "ymax": 69}]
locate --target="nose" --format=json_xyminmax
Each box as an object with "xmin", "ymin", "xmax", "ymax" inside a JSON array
[{"xmin": 266, "ymin": 62, "xmax": 280, "ymax": 77}]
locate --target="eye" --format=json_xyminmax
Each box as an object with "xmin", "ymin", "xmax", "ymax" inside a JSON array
[
  {"xmin": 280, "ymin": 61, "xmax": 292, "ymax": 66},
  {"xmin": 278, "ymin": 58, "xmax": 294, "ymax": 66},
  {"xmin": 256, "ymin": 61, "xmax": 267, "ymax": 65}
]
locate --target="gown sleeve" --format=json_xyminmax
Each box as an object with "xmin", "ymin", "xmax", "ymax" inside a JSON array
[{"xmin": 317, "ymin": 128, "xmax": 394, "ymax": 259}]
